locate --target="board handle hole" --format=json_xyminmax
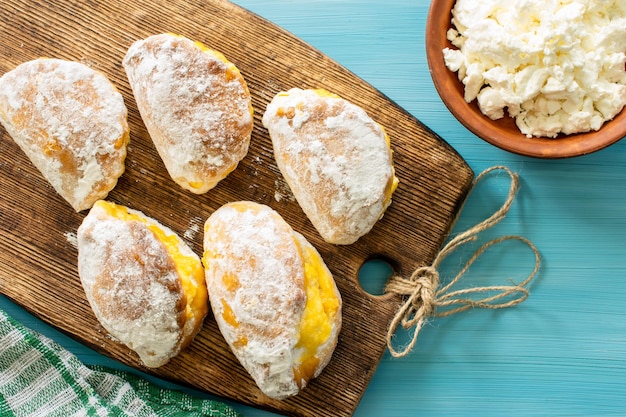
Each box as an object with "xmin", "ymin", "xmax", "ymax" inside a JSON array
[{"xmin": 358, "ymin": 258, "xmax": 395, "ymax": 297}]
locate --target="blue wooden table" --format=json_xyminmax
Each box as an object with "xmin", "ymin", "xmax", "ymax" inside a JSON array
[{"xmin": 2, "ymin": 1, "xmax": 626, "ymax": 415}]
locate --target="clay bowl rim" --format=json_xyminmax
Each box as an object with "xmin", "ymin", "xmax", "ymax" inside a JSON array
[{"xmin": 425, "ymin": 0, "xmax": 626, "ymax": 159}]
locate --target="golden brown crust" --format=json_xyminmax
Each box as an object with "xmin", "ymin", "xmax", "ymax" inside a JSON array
[
  {"xmin": 203, "ymin": 201, "xmax": 341, "ymax": 399},
  {"xmin": 0, "ymin": 58, "xmax": 129, "ymax": 211},
  {"xmin": 77, "ymin": 201, "xmax": 207, "ymax": 368},
  {"xmin": 123, "ymin": 33, "xmax": 253, "ymax": 194},
  {"xmin": 262, "ymin": 88, "xmax": 397, "ymax": 244}
]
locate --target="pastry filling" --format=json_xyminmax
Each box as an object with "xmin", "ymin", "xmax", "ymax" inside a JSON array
[
  {"xmin": 380, "ymin": 127, "xmax": 399, "ymax": 210},
  {"xmin": 292, "ymin": 238, "xmax": 340, "ymax": 386}
]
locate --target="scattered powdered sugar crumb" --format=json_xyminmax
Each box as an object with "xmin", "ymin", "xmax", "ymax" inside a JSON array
[
  {"xmin": 64, "ymin": 231, "xmax": 78, "ymax": 249},
  {"xmin": 274, "ymin": 179, "xmax": 295, "ymax": 203},
  {"xmin": 184, "ymin": 216, "xmax": 203, "ymax": 241}
]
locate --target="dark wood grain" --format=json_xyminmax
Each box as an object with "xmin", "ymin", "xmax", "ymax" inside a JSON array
[{"xmin": 0, "ymin": 0, "xmax": 473, "ymax": 416}]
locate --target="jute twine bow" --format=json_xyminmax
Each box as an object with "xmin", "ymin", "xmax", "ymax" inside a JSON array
[{"xmin": 384, "ymin": 165, "xmax": 541, "ymax": 358}]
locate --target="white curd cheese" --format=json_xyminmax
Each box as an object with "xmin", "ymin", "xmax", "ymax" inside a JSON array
[{"xmin": 443, "ymin": 0, "xmax": 626, "ymax": 138}]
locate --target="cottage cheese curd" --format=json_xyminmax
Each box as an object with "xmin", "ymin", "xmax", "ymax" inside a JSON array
[{"xmin": 443, "ymin": 0, "xmax": 626, "ymax": 138}]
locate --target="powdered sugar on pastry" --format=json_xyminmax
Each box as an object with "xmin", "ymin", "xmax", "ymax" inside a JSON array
[
  {"xmin": 77, "ymin": 200, "xmax": 208, "ymax": 368},
  {"xmin": 263, "ymin": 88, "xmax": 398, "ymax": 244},
  {"xmin": 203, "ymin": 201, "xmax": 341, "ymax": 399},
  {"xmin": 0, "ymin": 58, "xmax": 129, "ymax": 211},
  {"xmin": 123, "ymin": 33, "xmax": 253, "ymax": 193}
]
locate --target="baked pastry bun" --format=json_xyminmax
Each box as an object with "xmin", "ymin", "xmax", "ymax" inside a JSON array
[
  {"xmin": 77, "ymin": 200, "xmax": 208, "ymax": 368},
  {"xmin": 123, "ymin": 33, "xmax": 253, "ymax": 194},
  {"xmin": 203, "ymin": 201, "xmax": 342, "ymax": 399},
  {"xmin": 262, "ymin": 88, "xmax": 398, "ymax": 245},
  {"xmin": 0, "ymin": 58, "xmax": 129, "ymax": 211}
]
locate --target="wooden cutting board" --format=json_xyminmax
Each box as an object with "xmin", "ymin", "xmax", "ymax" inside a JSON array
[{"xmin": 0, "ymin": 0, "xmax": 474, "ymax": 415}]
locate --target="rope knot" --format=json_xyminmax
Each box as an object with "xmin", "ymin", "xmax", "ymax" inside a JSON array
[
  {"xmin": 384, "ymin": 166, "xmax": 541, "ymax": 358},
  {"xmin": 386, "ymin": 266, "xmax": 439, "ymax": 327},
  {"xmin": 411, "ymin": 268, "xmax": 438, "ymax": 317}
]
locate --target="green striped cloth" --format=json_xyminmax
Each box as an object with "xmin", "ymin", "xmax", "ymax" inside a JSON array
[{"xmin": 0, "ymin": 309, "xmax": 243, "ymax": 417}]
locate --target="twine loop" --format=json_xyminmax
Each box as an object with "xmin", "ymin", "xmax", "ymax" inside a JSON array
[{"xmin": 385, "ymin": 166, "xmax": 540, "ymax": 358}]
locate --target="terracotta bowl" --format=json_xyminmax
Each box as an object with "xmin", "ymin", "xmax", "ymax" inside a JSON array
[{"xmin": 425, "ymin": 0, "xmax": 626, "ymax": 158}]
